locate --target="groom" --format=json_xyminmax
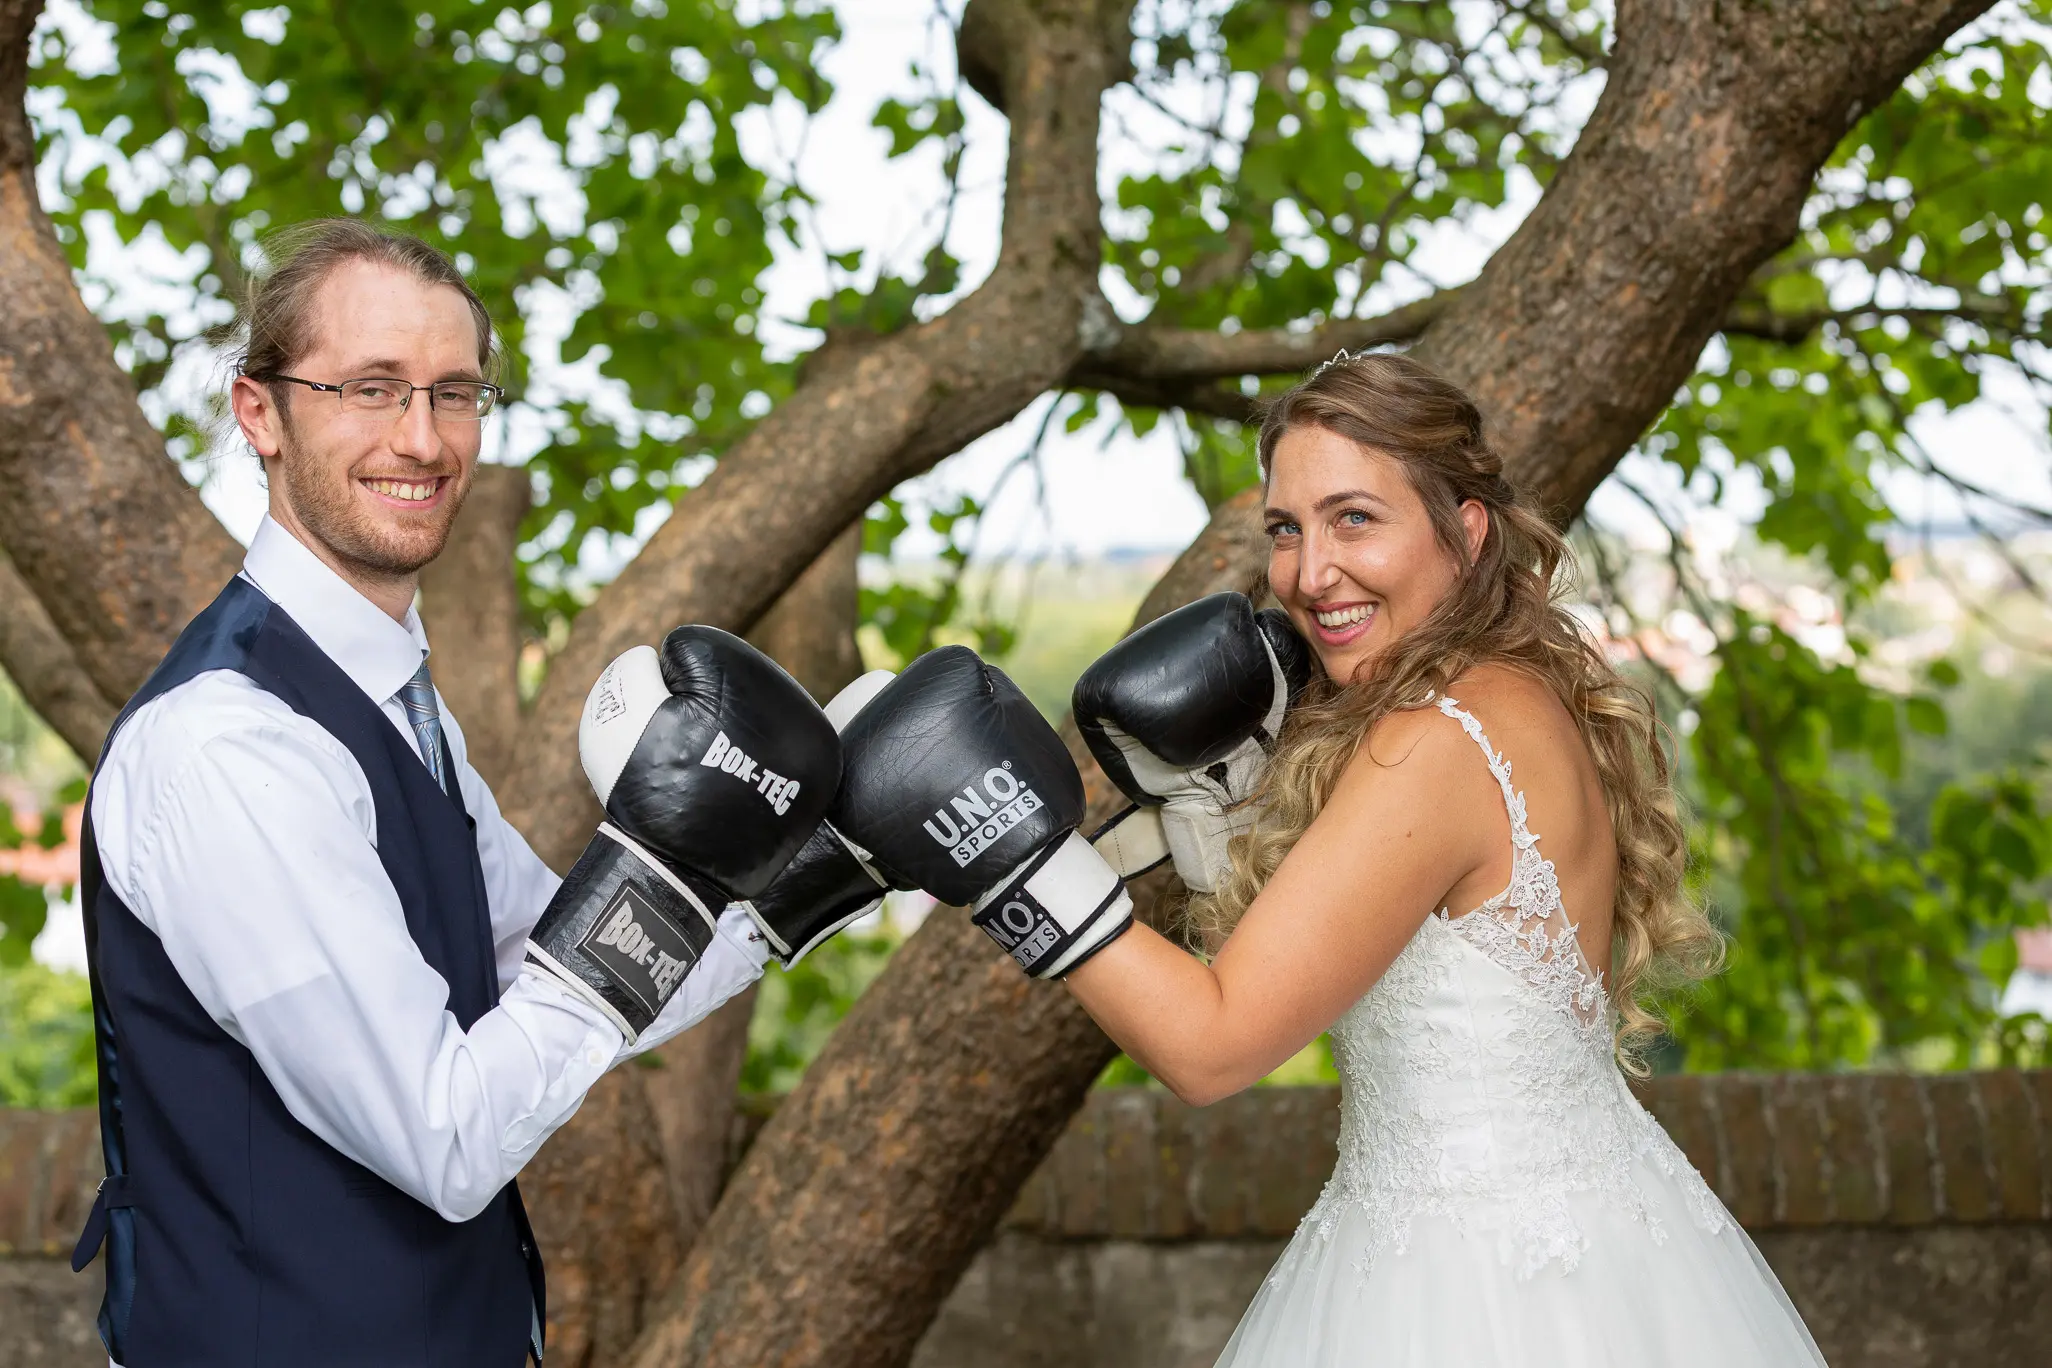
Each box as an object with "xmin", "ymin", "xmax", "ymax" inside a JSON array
[{"xmin": 69, "ymin": 220, "xmax": 779, "ymax": 1367}]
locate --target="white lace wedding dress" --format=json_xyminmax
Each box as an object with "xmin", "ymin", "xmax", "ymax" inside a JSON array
[{"xmin": 1214, "ymin": 698, "xmax": 1826, "ymax": 1367}]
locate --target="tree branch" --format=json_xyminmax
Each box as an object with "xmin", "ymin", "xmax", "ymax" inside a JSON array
[
  {"xmin": 1067, "ymin": 291, "xmax": 1456, "ymax": 421},
  {"xmin": 1721, "ymin": 296, "xmax": 2040, "ymax": 347},
  {"xmin": 1503, "ymin": 0, "xmax": 1608, "ymax": 68},
  {"xmin": 0, "ymin": 544, "xmax": 118, "ymax": 761}
]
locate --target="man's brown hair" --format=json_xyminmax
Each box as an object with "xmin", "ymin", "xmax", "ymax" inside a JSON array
[{"xmin": 232, "ymin": 219, "xmax": 498, "ymax": 396}]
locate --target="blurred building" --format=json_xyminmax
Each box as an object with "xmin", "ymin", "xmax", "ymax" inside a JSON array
[{"xmin": 1999, "ymin": 927, "xmax": 2052, "ymax": 1019}]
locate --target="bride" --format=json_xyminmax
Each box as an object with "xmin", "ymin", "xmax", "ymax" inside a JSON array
[{"xmin": 1060, "ymin": 352, "xmax": 1827, "ymax": 1365}]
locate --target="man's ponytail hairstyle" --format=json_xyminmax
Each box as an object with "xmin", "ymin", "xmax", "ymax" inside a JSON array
[{"xmin": 232, "ymin": 219, "xmax": 499, "ymax": 404}]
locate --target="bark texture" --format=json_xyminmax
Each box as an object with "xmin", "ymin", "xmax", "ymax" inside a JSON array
[
  {"xmin": 417, "ymin": 464, "xmax": 532, "ymax": 788},
  {"xmin": 0, "ymin": 0, "xmax": 243, "ymax": 707},
  {"xmin": 0, "ymin": 546, "xmax": 115, "ymax": 762},
  {"xmin": 518, "ymin": 1064, "xmax": 692, "ymax": 1367},
  {"xmin": 636, "ymin": 4, "xmax": 1995, "ymax": 1366},
  {"xmin": 745, "ymin": 524, "xmax": 865, "ymax": 706}
]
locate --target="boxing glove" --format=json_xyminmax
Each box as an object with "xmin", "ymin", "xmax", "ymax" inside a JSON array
[
  {"xmin": 1073, "ymin": 593, "xmax": 1312, "ymax": 892},
  {"xmin": 525, "ymin": 627, "xmax": 841, "ymax": 1039},
  {"xmin": 832, "ymin": 646, "xmax": 1132, "ymax": 978},
  {"xmin": 741, "ymin": 669, "xmax": 1177, "ymax": 964},
  {"xmin": 739, "ymin": 669, "xmax": 899, "ymax": 965}
]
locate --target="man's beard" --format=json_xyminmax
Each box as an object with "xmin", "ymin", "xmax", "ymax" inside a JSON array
[{"xmin": 273, "ymin": 424, "xmax": 469, "ymax": 578}]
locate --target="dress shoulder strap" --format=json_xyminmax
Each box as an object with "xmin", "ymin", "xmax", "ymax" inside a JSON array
[
  {"xmin": 1425, "ymin": 694, "xmax": 1609, "ymax": 1027},
  {"xmin": 1431, "ymin": 694, "xmax": 1532, "ymax": 848}
]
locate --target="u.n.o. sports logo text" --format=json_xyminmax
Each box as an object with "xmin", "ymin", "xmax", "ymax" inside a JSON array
[{"xmin": 921, "ymin": 765, "xmax": 1043, "ymax": 867}]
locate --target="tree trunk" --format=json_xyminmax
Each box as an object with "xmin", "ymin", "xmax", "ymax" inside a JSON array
[
  {"xmin": 631, "ymin": 3, "xmax": 1995, "ymax": 1365},
  {"xmin": 645, "ymin": 522, "xmax": 866, "ymax": 1248},
  {"xmin": 520, "ymin": 525, "xmax": 865, "ymax": 1364},
  {"xmin": 0, "ymin": 0, "xmax": 243, "ymax": 706},
  {"xmin": 417, "ymin": 464, "xmax": 532, "ymax": 788}
]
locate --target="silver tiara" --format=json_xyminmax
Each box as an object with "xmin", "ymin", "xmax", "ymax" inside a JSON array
[{"xmin": 1312, "ymin": 347, "xmax": 1357, "ymax": 377}]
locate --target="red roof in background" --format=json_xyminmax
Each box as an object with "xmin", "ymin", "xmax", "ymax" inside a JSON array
[{"xmin": 0, "ymin": 802, "xmax": 82, "ymax": 887}]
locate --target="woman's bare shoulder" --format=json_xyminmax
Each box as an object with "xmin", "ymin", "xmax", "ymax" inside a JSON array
[
  {"xmin": 1347, "ymin": 698, "xmax": 1495, "ymax": 794},
  {"xmin": 1316, "ymin": 697, "xmax": 1515, "ymax": 881},
  {"xmin": 1444, "ymin": 662, "xmax": 1575, "ymax": 736}
]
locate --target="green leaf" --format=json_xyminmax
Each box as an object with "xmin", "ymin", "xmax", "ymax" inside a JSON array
[
  {"xmin": 31, "ymin": 0, "xmax": 842, "ymax": 642},
  {"xmin": 0, "ymin": 876, "xmax": 48, "ymax": 968},
  {"xmin": 0, "ymin": 959, "xmax": 98, "ymax": 1107}
]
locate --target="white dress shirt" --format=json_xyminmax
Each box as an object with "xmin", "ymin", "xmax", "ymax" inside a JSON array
[{"xmin": 90, "ymin": 515, "xmax": 768, "ymax": 1224}]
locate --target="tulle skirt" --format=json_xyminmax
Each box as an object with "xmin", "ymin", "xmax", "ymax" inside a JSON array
[{"xmin": 1214, "ymin": 1154, "xmax": 1827, "ymax": 1367}]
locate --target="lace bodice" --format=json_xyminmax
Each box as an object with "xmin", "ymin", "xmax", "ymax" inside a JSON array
[{"xmin": 1303, "ymin": 696, "xmax": 1726, "ymax": 1278}]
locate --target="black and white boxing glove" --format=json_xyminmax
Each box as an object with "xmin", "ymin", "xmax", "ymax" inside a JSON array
[
  {"xmin": 1073, "ymin": 593, "xmax": 1312, "ymax": 893},
  {"xmin": 524, "ymin": 627, "xmax": 841, "ymax": 1039},
  {"xmin": 736, "ymin": 668, "xmax": 899, "ymax": 965},
  {"xmin": 740, "ymin": 666, "xmax": 1176, "ymax": 964},
  {"xmin": 831, "ymin": 646, "xmax": 1131, "ymax": 979}
]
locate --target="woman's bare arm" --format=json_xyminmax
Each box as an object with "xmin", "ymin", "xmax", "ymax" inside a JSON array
[{"xmin": 1062, "ymin": 706, "xmax": 1497, "ymax": 1105}]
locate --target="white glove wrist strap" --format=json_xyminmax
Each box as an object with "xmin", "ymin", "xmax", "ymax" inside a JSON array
[
  {"xmin": 971, "ymin": 829, "xmax": 1133, "ymax": 979},
  {"xmin": 1158, "ymin": 801, "xmax": 1256, "ymax": 894},
  {"xmin": 1089, "ymin": 804, "xmax": 1171, "ymax": 879}
]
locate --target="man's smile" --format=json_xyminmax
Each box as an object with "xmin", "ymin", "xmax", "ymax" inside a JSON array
[{"xmin": 360, "ymin": 476, "xmax": 448, "ymax": 506}]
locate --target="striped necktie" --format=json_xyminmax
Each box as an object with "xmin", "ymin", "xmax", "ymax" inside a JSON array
[{"xmin": 396, "ymin": 660, "xmax": 449, "ymax": 794}]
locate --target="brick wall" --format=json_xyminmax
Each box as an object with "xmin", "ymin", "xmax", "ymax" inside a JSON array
[
  {"xmin": 922, "ymin": 1073, "xmax": 2052, "ymax": 1368},
  {"xmin": 0, "ymin": 1107, "xmax": 98, "ymax": 1261},
  {"xmin": 8, "ymin": 1073, "xmax": 2051, "ymax": 1367},
  {"xmin": 998, "ymin": 1070, "xmax": 2052, "ymax": 1238}
]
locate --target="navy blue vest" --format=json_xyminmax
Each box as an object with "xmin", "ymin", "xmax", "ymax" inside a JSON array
[{"xmin": 72, "ymin": 577, "xmax": 545, "ymax": 1367}]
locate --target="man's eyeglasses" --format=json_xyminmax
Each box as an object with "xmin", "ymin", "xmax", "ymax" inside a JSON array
[{"xmin": 260, "ymin": 374, "xmax": 504, "ymax": 421}]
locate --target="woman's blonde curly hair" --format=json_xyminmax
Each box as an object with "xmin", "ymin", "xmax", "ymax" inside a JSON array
[{"xmin": 1188, "ymin": 352, "xmax": 1722, "ymax": 1067}]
